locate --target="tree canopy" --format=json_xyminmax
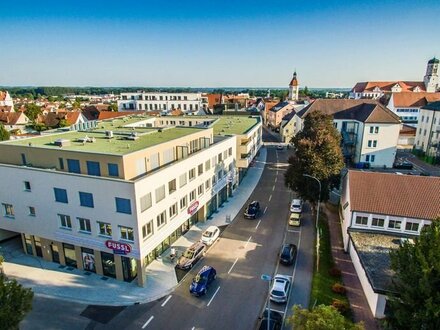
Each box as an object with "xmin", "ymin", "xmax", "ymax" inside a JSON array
[
  {"xmin": 287, "ymin": 305, "xmax": 364, "ymax": 330},
  {"xmin": 388, "ymin": 220, "xmax": 440, "ymax": 329},
  {"xmin": 284, "ymin": 111, "xmax": 344, "ymax": 202},
  {"xmin": 24, "ymin": 103, "xmax": 42, "ymax": 122},
  {"xmin": 0, "ymin": 124, "xmax": 10, "ymax": 141}
]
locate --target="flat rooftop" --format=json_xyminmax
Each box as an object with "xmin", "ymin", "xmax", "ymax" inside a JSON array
[{"xmin": 212, "ymin": 116, "xmax": 259, "ymax": 135}]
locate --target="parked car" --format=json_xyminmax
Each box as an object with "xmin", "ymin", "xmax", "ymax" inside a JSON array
[
  {"xmin": 201, "ymin": 226, "xmax": 220, "ymax": 246},
  {"xmin": 189, "ymin": 265, "xmax": 217, "ymax": 296},
  {"xmin": 290, "ymin": 199, "xmax": 303, "ymax": 213},
  {"xmin": 270, "ymin": 274, "xmax": 291, "ymax": 303},
  {"xmin": 176, "ymin": 242, "xmax": 206, "ymax": 270},
  {"xmin": 244, "ymin": 201, "xmax": 261, "ymax": 219},
  {"xmin": 288, "ymin": 212, "xmax": 301, "ymax": 227},
  {"xmin": 393, "ymin": 160, "xmax": 413, "ymax": 170},
  {"xmin": 258, "ymin": 309, "xmax": 283, "ymax": 330},
  {"xmin": 279, "ymin": 244, "xmax": 297, "ymax": 266}
]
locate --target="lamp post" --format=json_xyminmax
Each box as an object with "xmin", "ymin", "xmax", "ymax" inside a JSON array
[
  {"xmin": 303, "ymin": 174, "xmax": 321, "ymax": 271},
  {"xmin": 261, "ymin": 274, "xmax": 272, "ymax": 330}
]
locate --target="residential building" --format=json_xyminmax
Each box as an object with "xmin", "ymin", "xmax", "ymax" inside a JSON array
[
  {"xmin": 397, "ymin": 124, "xmax": 416, "ymax": 150},
  {"xmin": 267, "ymin": 102, "xmax": 295, "ymax": 130},
  {"xmin": 295, "ymin": 99, "xmax": 401, "ymax": 167},
  {"xmin": 0, "ymin": 91, "xmax": 14, "ymax": 108},
  {"xmin": 414, "ymin": 101, "xmax": 440, "ymax": 161},
  {"xmin": 288, "ymin": 71, "xmax": 299, "ymax": 101},
  {"xmin": 118, "ymin": 92, "xmax": 208, "ymax": 114},
  {"xmin": 340, "ymin": 170, "xmax": 440, "ymax": 318},
  {"xmin": 0, "ymin": 111, "xmax": 30, "ymax": 132},
  {"xmin": 0, "ymin": 114, "xmax": 262, "ymax": 286},
  {"xmin": 350, "ymin": 58, "xmax": 439, "ymax": 99}
]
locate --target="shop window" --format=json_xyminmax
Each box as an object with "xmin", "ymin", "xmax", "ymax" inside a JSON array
[
  {"xmin": 86, "ymin": 161, "xmax": 101, "ymax": 176},
  {"xmin": 120, "ymin": 226, "xmax": 134, "ymax": 241},
  {"xmin": 81, "ymin": 248, "xmax": 96, "ymax": 272},
  {"xmin": 54, "ymin": 188, "xmax": 68, "ymax": 203},
  {"xmin": 79, "ymin": 192, "xmax": 94, "ymax": 208},
  {"xmin": 63, "ymin": 243, "xmax": 77, "ymax": 268},
  {"xmin": 108, "ymin": 163, "xmax": 119, "ymax": 177},
  {"xmin": 101, "ymin": 252, "xmax": 116, "ymax": 278},
  {"xmin": 97, "ymin": 221, "xmax": 112, "ymax": 237},
  {"xmin": 115, "ymin": 197, "xmax": 132, "ymax": 214},
  {"xmin": 24, "ymin": 234, "xmax": 33, "ymax": 255}
]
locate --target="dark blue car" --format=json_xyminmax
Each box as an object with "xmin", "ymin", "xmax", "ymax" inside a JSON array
[{"xmin": 189, "ymin": 265, "xmax": 217, "ymax": 296}]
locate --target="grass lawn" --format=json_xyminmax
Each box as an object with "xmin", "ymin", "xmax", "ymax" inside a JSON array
[{"xmin": 310, "ymin": 210, "xmax": 351, "ymax": 315}]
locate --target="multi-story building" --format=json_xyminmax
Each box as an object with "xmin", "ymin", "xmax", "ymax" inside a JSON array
[
  {"xmin": 349, "ymin": 58, "xmax": 439, "ymax": 99},
  {"xmin": 0, "ymin": 114, "xmax": 262, "ymax": 286},
  {"xmin": 267, "ymin": 102, "xmax": 295, "ymax": 130},
  {"xmin": 340, "ymin": 170, "xmax": 440, "ymax": 318},
  {"xmin": 288, "ymin": 71, "xmax": 299, "ymax": 101},
  {"xmin": 294, "ymin": 99, "xmax": 402, "ymax": 168},
  {"xmin": 0, "ymin": 91, "xmax": 14, "ymax": 108},
  {"xmin": 118, "ymin": 92, "xmax": 208, "ymax": 114},
  {"xmin": 414, "ymin": 101, "xmax": 440, "ymax": 162}
]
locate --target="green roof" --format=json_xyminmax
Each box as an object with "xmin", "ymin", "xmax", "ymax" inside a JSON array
[{"xmin": 212, "ymin": 116, "xmax": 259, "ymax": 135}]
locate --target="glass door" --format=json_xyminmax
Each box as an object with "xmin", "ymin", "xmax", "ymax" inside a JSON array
[{"xmin": 51, "ymin": 244, "xmax": 60, "ymax": 263}]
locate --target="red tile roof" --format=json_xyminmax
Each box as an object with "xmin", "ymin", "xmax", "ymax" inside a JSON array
[
  {"xmin": 392, "ymin": 92, "xmax": 440, "ymax": 107},
  {"xmin": 352, "ymin": 81, "xmax": 426, "ymax": 93},
  {"xmin": 348, "ymin": 170, "xmax": 440, "ymax": 220},
  {"xmin": 0, "ymin": 111, "xmax": 26, "ymax": 125},
  {"xmin": 0, "ymin": 91, "xmax": 8, "ymax": 101}
]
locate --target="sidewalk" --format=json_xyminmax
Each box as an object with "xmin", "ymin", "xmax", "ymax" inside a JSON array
[
  {"xmin": 1, "ymin": 148, "xmax": 267, "ymax": 306},
  {"xmin": 323, "ymin": 204, "xmax": 380, "ymax": 329}
]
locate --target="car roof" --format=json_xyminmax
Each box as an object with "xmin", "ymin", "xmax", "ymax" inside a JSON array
[
  {"xmin": 291, "ymin": 199, "xmax": 302, "ymax": 204},
  {"xmin": 198, "ymin": 265, "xmax": 214, "ymax": 274},
  {"xmin": 205, "ymin": 226, "xmax": 219, "ymax": 232},
  {"xmin": 274, "ymin": 274, "xmax": 291, "ymax": 282},
  {"xmin": 189, "ymin": 241, "xmax": 206, "ymax": 250}
]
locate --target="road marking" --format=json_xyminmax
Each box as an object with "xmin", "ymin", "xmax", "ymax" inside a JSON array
[
  {"xmin": 264, "ymin": 206, "xmax": 268, "ymax": 214},
  {"xmin": 272, "ymin": 185, "xmax": 275, "ymax": 191},
  {"xmin": 287, "ymin": 229, "xmax": 301, "ymax": 233},
  {"xmin": 275, "ymin": 177, "xmax": 278, "ymax": 183},
  {"xmin": 161, "ymin": 295, "xmax": 172, "ymax": 307},
  {"xmin": 228, "ymin": 258, "xmax": 239, "ymax": 274},
  {"xmin": 269, "ymin": 195, "xmax": 272, "ymax": 202},
  {"xmin": 255, "ymin": 219, "xmax": 262, "ymax": 230},
  {"xmin": 245, "ymin": 236, "xmax": 252, "ymax": 248},
  {"xmin": 269, "ymin": 308, "xmax": 286, "ymax": 314},
  {"xmin": 142, "ymin": 316, "xmax": 154, "ymax": 329},
  {"xmin": 191, "ymin": 327, "xmax": 195, "ymax": 330},
  {"xmin": 207, "ymin": 286, "xmax": 221, "ymax": 307}
]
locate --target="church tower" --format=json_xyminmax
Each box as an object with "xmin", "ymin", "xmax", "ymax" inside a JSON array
[
  {"xmin": 424, "ymin": 57, "xmax": 439, "ymax": 93},
  {"xmin": 288, "ymin": 71, "xmax": 299, "ymax": 101}
]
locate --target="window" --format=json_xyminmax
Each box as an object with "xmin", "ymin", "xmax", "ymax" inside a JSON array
[
  {"xmin": 375, "ymin": 127, "xmax": 379, "ymax": 133},
  {"xmin": 2, "ymin": 203, "xmax": 14, "ymax": 217},
  {"xmin": 169, "ymin": 203, "xmax": 178, "ymax": 218},
  {"xmin": 189, "ymin": 189, "xmax": 196, "ymax": 202},
  {"xmin": 86, "ymin": 161, "xmax": 101, "ymax": 176},
  {"xmin": 67, "ymin": 159, "xmax": 81, "ymax": 174},
  {"xmin": 205, "ymin": 179, "xmax": 211, "ymax": 190},
  {"xmin": 388, "ymin": 219, "xmax": 402, "ymax": 230},
  {"xmin": 371, "ymin": 155, "xmax": 375, "ymax": 162},
  {"xmin": 120, "ymin": 226, "xmax": 134, "ymax": 241},
  {"xmin": 365, "ymin": 155, "xmax": 370, "ymax": 162},
  {"xmin": 21, "ymin": 153, "xmax": 26, "ymax": 165},
  {"xmin": 228, "ymin": 147, "xmax": 232, "ymax": 156},
  {"xmin": 218, "ymin": 153, "xmax": 223, "ymax": 162},
  {"xmin": 156, "ymin": 211, "xmax": 166, "ymax": 228},
  {"xmin": 78, "ymin": 218, "xmax": 91, "ymax": 233},
  {"xmin": 405, "ymin": 222, "xmax": 419, "ymax": 232},
  {"xmin": 115, "ymin": 198, "xmax": 131, "ymax": 214},
  {"xmin": 98, "ymin": 221, "xmax": 112, "ymax": 236},
  {"xmin": 371, "ymin": 217, "xmax": 384, "ymax": 227},
  {"xmin": 355, "ymin": 216, "xmax": 368, "ymax": 226},
  {"xmin": 28, "ymin": 206, "xmax": 36, "ymax": 216},
  {"xmin": 140, "ymin": 193, "xmax": 152, "ymax": 212},
  {"xmin": 59, "ymin": 158, "xmax": 64, "ymax": 170},
  {"xmin": 373, "ymin": 140, "xmax": 377, "ymax": 148},
  {"xmin": 59, "ymin": 214, "xmax": 72, "ymax": 229},
  {"xmin": 179, "ymin": 173, "xmax": 187, "ymax": 187},
  {"xmin": 180, "ymin": 196, "xmax": 187, "ymax": 210},
  {"xmin": 168, "ymin": 179, "xmax": 177, "ymax": 194},
  {"xmin": 24, "ymin": 181, "xmax": 31, "ymax": 191},
  {"xmin": 367, "ymin": 140, "xmax": 372, "ymax": 148},
  {"xmin": 54, "ymin": 188, "xmax": 68, "ymax": 203},
  {"xmin": 198, "ymin": 184, "xmax": 204, "ymax": 196},
  {"xmin": 205, "ymin": 160, "xmax": 211, "ymax": 171},
  {"xmin": 142, "ymin": 220, "xmax": 154, "ymax": 239},
  {"xmin": 198, "ymin": 164, "xmax": 203, "ymax": 176},
  {"xmin": 79, "ymin": 192, "xmax": 94, "ymax": 208},
  {"xmin": 155, "ymin": 185, "xmax": 165, "ymax": 202},
  {"xmin": 189, "ymin": 168, "xmax": 196, "ymax": 181},
  {"xmin": 369, "ymin": 126, "xmax": 374, "ymax": 133},
  {"xmin": 108, "ymin": 163, "xmax": 119, "ymax": 177}
]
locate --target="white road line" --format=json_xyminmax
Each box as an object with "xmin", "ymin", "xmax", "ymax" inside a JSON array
[
  {"xmin": 228, "ymin": 258, "xmax": 239, "ymax": 274},
  {"xmin": 287, "ymin": 229, "xmax": 301, "ymax": 233},
  {"xmin": 191, "ymin": 327, "xmax": 195, "ymax": 330},
  {"xmin": 255, "ymin": 219, "xmax": 262, "ymax": 230},
  {"xmin": 275, "ymin": 177, "xmax": 278, "ymax": 183},
  {"xmin": 207, "ymin": 286, "xmax": 221, "ymax": 307},
  {"xmin": 141, "ymin": 316, "xmax": 154, "ymax": 329},
  {"xmin": 263, "ymin": 206, "xmax": 268, "ymax": 214},
  {"xmin": 272, "ymin": 186, "xmax": 275, "ymax": 191},
  {"xmin": 161, "ymin": 295, "xmax": 172, "ymax": 307},
  {"xmin": 269, "ymin": 195, "xmax": 272, "ymax": 202},
  {"xmin": 245, "ymin": 236, "xmax": 252, "ymax": 248}
]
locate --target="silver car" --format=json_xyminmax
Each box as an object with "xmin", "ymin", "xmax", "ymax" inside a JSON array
[
  {"xmin": 176, "ymin": 242, "xmax": 206, "ymax": 270},
  {"xmin": 269, "ymin": 275, "xmax": 291, "ymax": 303}
]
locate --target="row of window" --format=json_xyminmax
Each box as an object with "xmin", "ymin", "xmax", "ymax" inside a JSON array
[
  {"xmin": 367, "ymin": 140, "xmax": 377, "ymax": 148},
  {"xmin": 123, "ymin": 94, "xmax": 190, "ymax": 101},
  {"xmin": 355, "ymin": 215, "xmax": 422, "ymax": 232},
  {"xmin": 365, "ymin": 154, "xmax": 376, "ymax": 162},
  {"xmin": 396, "ymin": 108, "xmax": 418, "ymax": 113},
  {"xmin": 58, "ymin": 158, "xmax": 119, "ymax": 177},
  {"xmin": 420, "ymin": 115, "xmax": 438, "ymax": 124},
  {"xmin": 368, "ymin": 126, "xmax": 380, "ymax": 134}
]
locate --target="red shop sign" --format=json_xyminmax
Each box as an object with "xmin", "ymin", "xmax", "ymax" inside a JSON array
[
  {"xmin": 187, "ymin": 201, "xmax": 199, "ymax": 215},
  {"xmin": 105, "ymin": 240, "xmax": 132, "ymax": 255}
]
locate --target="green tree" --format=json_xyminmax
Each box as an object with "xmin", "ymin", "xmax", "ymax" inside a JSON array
[
  {"xmin": 284, "ymin": 111, "xmax": 344, "ymax": 202},
  {"xmin": 72, "ymin": 100, "xmax": 81, "ymax": 109},
  {"xmin": 387, "ymin": 220, "xmax": 440, "ymax": 329},
  {"xmin": 24, "ymin": 104, "xmax": 42, "ymax": 122},
  {"xmin": 0, "ymin": 124, "xmax": 10, "ymax": 141},
  {"xmin": 58, "ymin": 119, "xmax": 68, "ymax": 128},
  {"xmin": 108, "ymin": 103, "xmax": 118, "ymax": 112},
  {"xmin": 287, "ymin": 305, "xmax": 364, "ymax": 330}
]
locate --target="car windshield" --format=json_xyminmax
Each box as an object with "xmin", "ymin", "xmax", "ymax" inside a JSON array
[
  {"xmin": 203, "ymin": 231, "xmax": 213, "ymax": 238},
  {"xmin": 282, "ymin": 247, "xmax": 290, "ymax": 256},
  {"xmin": 194, "ymin": 274, "xmax": 207, "ymax": 283},
  {"xmin": 182, "ymin": 250, "xmax": 194, "ymax": 259},
  {"xmin": 271, "ymin": 290, "xmax": 284, "ymax": 297}
]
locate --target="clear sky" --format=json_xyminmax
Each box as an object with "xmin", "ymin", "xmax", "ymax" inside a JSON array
[{"xmin": 1, "ymin": 0, "xmax": 439, "ymax": 88}]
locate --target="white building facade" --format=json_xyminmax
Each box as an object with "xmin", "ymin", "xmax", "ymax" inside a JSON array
[{"xmin": 414, "ymin": 101, "xmax": 440, "ymax": 158}]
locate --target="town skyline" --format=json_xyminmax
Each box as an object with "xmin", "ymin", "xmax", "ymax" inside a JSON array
[{"xmin": 1, "ymin": 0, "xmax": 439, "ymax": 88}]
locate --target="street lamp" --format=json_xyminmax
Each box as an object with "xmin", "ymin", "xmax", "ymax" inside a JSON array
[
  {"xmin": 303, "ymin": 174, "xmax": 321, "ymax": 271},
  {"xmin": 261, "ymin": 274, "xmax": 272, "ymax": 330}
]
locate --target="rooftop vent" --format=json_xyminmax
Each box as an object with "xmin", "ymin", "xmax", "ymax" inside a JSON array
[
  {"xmin": 105, "ymin": 130, "xmax": 114, "ymax": 139},
  {"xmin": 54, "ymin": 139, "xmax": 71, "ymax": 147}
]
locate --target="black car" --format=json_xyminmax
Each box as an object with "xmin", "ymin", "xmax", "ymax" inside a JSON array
[
  {"xmin": 393, "ymin": 161, "xmax": 413, "ymax": 170},
  {"xmin": 279, "ymin": 244, "xmax": 297, "ymax": 265},
  {"xmin": 244, "ymin": 201, "xmax": 261, "ymax": 219},
  {"xmin": 258, "ymin": 310, "xmax": 283, "ymax": 330}
]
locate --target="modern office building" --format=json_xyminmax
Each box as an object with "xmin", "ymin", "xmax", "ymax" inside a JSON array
[{"xmin": 0, "ymin": 114, "xmax": 262, "ymax": 286}]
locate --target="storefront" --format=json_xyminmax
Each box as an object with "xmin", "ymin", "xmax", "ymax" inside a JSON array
[
  {"xmin": 63, "ymin": 243, "xmax": 77, "ymax": 268},
  {"xmin": 101, "ymin": 252, "xmax": 116, "ymax": 278},
  {"xmin": 82, "ymin": 247, "xmax": 96, "ymax": 273}
]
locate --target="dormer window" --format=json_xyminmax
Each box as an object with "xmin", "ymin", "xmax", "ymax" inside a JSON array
[
  {"xmin": 373, "ymin": 86, "xmax": 381, "ymax": 92},
  {"xmin": 391, "ymin": 84, "xmax": 402, "ymax": 92},
  {"xmin": 413, "ymin": 86, "xmax": 421, "ymax": 92}
]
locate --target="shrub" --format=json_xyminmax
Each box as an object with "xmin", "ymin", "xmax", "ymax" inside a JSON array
[
  {"xmin": 332, "ymin": 299, "xmax": 349, "ymax": 315},
  {"xmin": 329, "ymin": 267, "xmax": 341, "ymax": 277},
  {"xmin": 332, "ymin": 283, "xmax": 347, "ymax": 295}
]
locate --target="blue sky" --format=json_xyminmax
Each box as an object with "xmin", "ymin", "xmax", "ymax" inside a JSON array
[{"xmin": 1, "ymin": 0, "xmax": 439, "ymax": 88}]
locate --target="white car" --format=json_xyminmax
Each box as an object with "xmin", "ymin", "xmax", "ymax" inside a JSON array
[
  {"xmin": 201, "ymin": 226, "xmax": 220, "ymax": 246},
  {"xmin": 290, "ymin": 199, "xmax": 303, "ymax": 213},
  {"xmin": 269, "ymin": 275, "xmax": 291, "ymax": 303}
]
